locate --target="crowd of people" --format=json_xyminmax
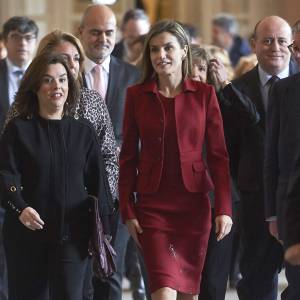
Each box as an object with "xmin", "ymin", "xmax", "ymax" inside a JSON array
[{"xmin": 0, "ymin": 4, "xmax": 300, "ymax": 300}]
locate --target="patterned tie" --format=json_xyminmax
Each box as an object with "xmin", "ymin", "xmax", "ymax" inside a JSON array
[{"xmin": 92, "ymin": 64, "xmax": 106, "ymax": 99}]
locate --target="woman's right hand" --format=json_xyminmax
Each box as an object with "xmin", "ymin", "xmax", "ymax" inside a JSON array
[
  {"xmin": 125, "ymin": 218, "xmax": 143, "ymax": 248},
  {"xmin": 19, "ymin": 207, "xmax": 45, "ymax": 231}
]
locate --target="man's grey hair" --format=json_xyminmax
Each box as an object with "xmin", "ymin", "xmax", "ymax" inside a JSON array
[{"xmin": 212, "ymin": 13, "xmax": 238, "ymax": 36}]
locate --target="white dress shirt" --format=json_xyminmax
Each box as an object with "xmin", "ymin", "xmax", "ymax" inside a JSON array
[
  {"xmin": 258, "ymin": 65, "xmax": 289, "ymax": 111},
  {"xmin": 83, "ymin": 56, "xmax": 110, "ymax": 98}
]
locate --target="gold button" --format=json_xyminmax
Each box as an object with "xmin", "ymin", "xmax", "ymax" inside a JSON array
[{"xmin": 10, "ymin": 186, "xmax": 17, "ymax": 192}]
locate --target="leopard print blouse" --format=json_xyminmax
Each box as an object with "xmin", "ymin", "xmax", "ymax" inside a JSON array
[{"xmin": 4, "ymin": 87, "xmax": 119, "ymax": 200}]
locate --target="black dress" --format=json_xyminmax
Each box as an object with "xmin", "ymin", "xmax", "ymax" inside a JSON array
[{"xmin": 0, "ymin": 115, "xmax": 113, "ymax": 300}]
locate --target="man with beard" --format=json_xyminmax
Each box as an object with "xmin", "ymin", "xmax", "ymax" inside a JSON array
[{"xmin": 79, "ymin": 5, "xmax": 140, "ymax": 300}]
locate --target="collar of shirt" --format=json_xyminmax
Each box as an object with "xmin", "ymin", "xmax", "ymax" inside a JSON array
[
  {"xmin": 258, "ymin": 65, "xmax": 289, "ymax": 87},
  {"xmin": 258, "ymin": 65, "xmax": 289, "ymax": 112},
  {"xmin": 84, "ymin": 55, "xmax": 110, "ymax": 75},
  {"xmin": 6, "ymin": 58, "xmax": 30, "ymax": 105},
  {"xmin": 83, "ymin": 56, "xmax": 110, "ymax": 93},
  {"xmin": 6, "ymin": 58, "xmax": 28, "ymax": 75}
]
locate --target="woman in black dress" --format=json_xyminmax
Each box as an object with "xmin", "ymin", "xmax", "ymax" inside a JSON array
[{"xmin": 0, "ymin": 53, "xmax": 113, "ymax": 300}]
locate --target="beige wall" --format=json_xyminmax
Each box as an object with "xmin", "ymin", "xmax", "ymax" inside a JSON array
[{"xmin": 0, "ymin": 0, "xmax": 300, "ymax": 43}]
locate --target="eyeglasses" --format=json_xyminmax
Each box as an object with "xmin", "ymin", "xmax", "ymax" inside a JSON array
[
  {"xmin": 8, "ymin": 33, "xmax": 36, "ymax": 43},
  {"xmin": 288, "ymin": 42, "xmax": 300, "ymax": 55}
]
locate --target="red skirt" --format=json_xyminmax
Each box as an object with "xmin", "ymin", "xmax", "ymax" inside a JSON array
[{"xmin": 136, "ymin": 183, "xmax": 211, "ymax": 294}]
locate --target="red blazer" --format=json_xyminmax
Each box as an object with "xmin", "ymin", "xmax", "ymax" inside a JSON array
[{"xmin": 119, "ymin": 79, "xmax": 231, "ymax": 221}]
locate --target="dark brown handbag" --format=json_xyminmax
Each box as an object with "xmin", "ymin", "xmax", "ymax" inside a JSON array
[{"xmin": 88, "ymin": 195, "xmax": 117, "ymax": 280}]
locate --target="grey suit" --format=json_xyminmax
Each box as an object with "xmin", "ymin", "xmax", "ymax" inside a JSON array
[{"xmin": 84, "ymin": 55, "xmax": 140, "ymax": 300}]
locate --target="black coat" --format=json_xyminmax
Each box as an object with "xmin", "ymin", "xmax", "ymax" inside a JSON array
[
  {"xmin": 0, "ymin": 115, "xmax": 113, "ymax": 243},
  {"xmin": 264, "ymin": 72, "xmax": 300, "ymax": 243}
]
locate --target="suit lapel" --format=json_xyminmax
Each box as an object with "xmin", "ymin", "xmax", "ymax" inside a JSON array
[{"xmin": 106, "ymin": 57, "xmax": 118, "ymax": 109}]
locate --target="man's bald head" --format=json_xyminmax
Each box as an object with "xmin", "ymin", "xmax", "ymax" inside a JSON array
[
  {"xmin": 80, "ymin": 4, "xmax": 116, "ymax": 28},
  {"xmin": 79, "ymin": 5, "xmax": 117, "ymax": 63},
  {"xmin": 251, "ymin": 15, "xmax": 292, "ymax": 75}
]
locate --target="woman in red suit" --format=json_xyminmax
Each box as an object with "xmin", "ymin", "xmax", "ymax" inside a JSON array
[{"xmin": 119, "ymin": 20, "xmax": 232, "ymax": 300}]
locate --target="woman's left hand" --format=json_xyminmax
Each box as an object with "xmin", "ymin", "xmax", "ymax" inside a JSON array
[
  {"xmin": 209, "ymin": 58, "xmax": 228, "ymax": 86},
  {"xmin": 215, "ymin": 215, "xmax": 233, "ymax": 241}
]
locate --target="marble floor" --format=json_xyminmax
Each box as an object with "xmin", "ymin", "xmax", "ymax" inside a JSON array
[{"xmin": 122, "ymin": 269, "xmax": 287, "ymax": 300}]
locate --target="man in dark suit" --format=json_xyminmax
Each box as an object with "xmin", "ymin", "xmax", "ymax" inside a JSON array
[
  {"xmin": 232, "ymin": 16, "xmax": 297, "ymax": 300},
  {"xmin": 0, "ymin": 16, "xmax": 38, "ymax": 300},
  {"xmin": 264, "ymin": 20, "xmax": 300, "ymax": 299},
  {"xmin": 78, "ymin": 5, "xmax": 140, "ymax": 300},
  {"xmin": 112, "ymin": 8, "xmax": 149, "ymax": 62}
]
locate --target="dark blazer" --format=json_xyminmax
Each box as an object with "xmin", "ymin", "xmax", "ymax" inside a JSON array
[
  {"xmin": 0, "ymin": 59, "xmax": 9, "ymax": 132},
  {"xmin": 83, "ymin": 56, "xmax": 140, "ymax": 146},
  {"xmin": 285, "ymin": 148, "xmax": 300, "ymax": 247},
  {"xmin": 119, "ymin": 79, "xmax": 232, "ymax": 221},
  {"xmin": 232, "ymin": 66, "xmax": 268, "ymax": 191},
  {"xmin": 232, "ymin": 64, "xmax": 298, "ymax": 192},
  {"xmin": 264, "ymin": 72, "xmax": 300, "ymax": 240}
]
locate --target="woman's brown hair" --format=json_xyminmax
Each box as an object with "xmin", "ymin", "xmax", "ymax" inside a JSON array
[
  {"xmin": 140, "ymin": 20, "xmax": 192, "ymax": 83},
  {"xmin": 36, "ymin": 29, "xmax": 85, "ymax": 86},
  {"xmin": 15, "ymin": 53, "xmax": 79, "ymax": 118}
]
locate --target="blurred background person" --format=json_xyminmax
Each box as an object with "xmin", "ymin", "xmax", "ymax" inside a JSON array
[
  {"xmin": 0, "ymin": 16, "xmax": 38, "ymax": 300},
  {"xmin": 0, "ymin": 33, "xmax": 7, "ymax": 60},
  {"xmin": 211, "ymin": 13, "xmax": 252, "ymax": 67},
  {"xmin": 112, "ymin": 8, "xmax": 150, "ymax": 63},
  {"xmin": 203, "ymin": 45, "xmax": 234, "ymax": 87},
  {"xmin": 181, "ymin": 23, "xmax": 202, "ymax": 45},
  {"xmin": 288, "ymin": 19, "xmax": 300, "ymax": 68},
  {"xmin": 191, "ymin": 44, "xmax": 259, "ymax": 300},
  {"xmin": 124, "ymin": 34, "xmax": 146, "ymax": 66},
  {"xmin": 234, "ymin": 53, "xmax": 258, "ymax": 79}
]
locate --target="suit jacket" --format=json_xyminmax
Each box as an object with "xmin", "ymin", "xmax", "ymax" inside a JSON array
[
  {"xmin": 83, "ymin": 56, "xmax": 140, "ymax": 146},
  {"xmin": 285, "ymin": 147, "xmax": 300, "ymax": 247},
  {"xmin": 264, "ymin": 72, "xmax": 300, "ymax": 241},
  {"xmin": 119, "ymin": 79, "xmax": 231, "ymax": 221},
  {"xmin": 232, "ymin": 64, "xmax": 298, "ymax": 193},
  {"xmin": 0, "ymin": 59, "xmax": 9, "ymax": 132}
]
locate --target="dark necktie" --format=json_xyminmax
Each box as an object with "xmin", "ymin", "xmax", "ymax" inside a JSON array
[{"xmin": 267, "ymin": 75, "xmax": 279, "ymax": 99}]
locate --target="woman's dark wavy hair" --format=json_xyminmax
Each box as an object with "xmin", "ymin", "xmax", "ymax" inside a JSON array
[
  {"xmin": 15, "ymin": 53, "xmax": 79, "ymax": 118},
  {"xmin": 140, "ymin": 20, "xmax": 192, "ymax": 83}
]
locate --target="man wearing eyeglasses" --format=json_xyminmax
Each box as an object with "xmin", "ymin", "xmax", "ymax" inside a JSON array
[
  {"xmin": 0, "ymin": 16, "xmax": 38, "ymax": 300},
  {"xmin": 264, "ymin": 18, "xmax": 300, "ymax": 300},
  {"xmin": 288, "ymin": 20, "xmax": 300, "ymax": 67}
]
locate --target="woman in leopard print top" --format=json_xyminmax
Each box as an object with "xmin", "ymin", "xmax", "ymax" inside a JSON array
[{"xmin": 4, "ymin": 30, "xmax": 119, "ymax": 200}]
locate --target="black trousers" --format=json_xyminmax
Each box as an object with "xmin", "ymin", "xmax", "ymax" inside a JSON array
[
  {"xmin": 198, "ymin": 208, "xmax": 233, "ymax": 300},
  {"xmin": 0, "ymin": 209, "xmax": 7, "ymax": 300},
  {"xmin": 237, "ymin": 191, "xmax": 283, "ymax": 300},
  {"xmin": 4, "ymin": 230, "xmax": 90, "ymax": 300}
]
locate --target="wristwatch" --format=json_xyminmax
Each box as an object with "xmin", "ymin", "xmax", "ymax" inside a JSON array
[{"xmin": 221, "ymin": 80, "xmax": 232, "ymax": 88}]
